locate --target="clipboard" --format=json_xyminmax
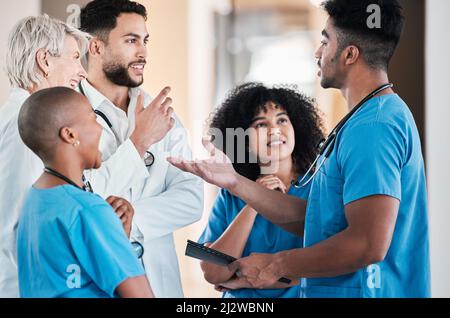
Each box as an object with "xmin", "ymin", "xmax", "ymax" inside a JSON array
[{"xmin": 185, "ymin": 240, "xmax": 292, "ymax": 284}]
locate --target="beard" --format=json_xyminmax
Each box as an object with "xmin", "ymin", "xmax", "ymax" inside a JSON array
[
  {"xmin": 103, "ymin": 61, "xmax": 143, "ymax": 88},
  {"xmin": 320, "ymin": 73, "xmax": 338, "ymax": 89},
  {"xmin": 319, "ymin": 49, "xmax": 345, "ymax": 89},
  {"xmin": 319, "ymin": 60, "xmax": 342, "ymax": 89}
]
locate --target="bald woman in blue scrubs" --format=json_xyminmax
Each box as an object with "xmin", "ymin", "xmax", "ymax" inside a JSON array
[{"xmin": 169, "ymin": 0, "xmax": 430, "ymax": 298}]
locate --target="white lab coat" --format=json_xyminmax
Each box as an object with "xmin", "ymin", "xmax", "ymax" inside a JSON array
[
  {"xmin": 0, "ymin": 88, "xmax": 38, "ymax": 298},
  {"xmin": 0, "ymin": 87, "xmax": 162, "ymax": 298},
  {"xmin": 80, "ymin": 80, "xmax": 204, "ymax": 298}
]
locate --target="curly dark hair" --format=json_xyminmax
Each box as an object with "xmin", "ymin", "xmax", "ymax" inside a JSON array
[
  {"xmin": 209, "ymin": 83, "xmax": 325, "ymax": 181},
  {"xmin": 80, "ymin": 0, "xmax": 147, "ymax": 42}
]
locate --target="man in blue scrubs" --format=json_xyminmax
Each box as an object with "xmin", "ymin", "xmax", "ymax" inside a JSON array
[{"xmin": 168, "ymin": 0, "xmax": 430, "ymax": 297}]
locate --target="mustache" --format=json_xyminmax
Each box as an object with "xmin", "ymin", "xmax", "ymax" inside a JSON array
[{"xmin": 128, "ymin": 60, "xmax": 147, "ymax": 67}]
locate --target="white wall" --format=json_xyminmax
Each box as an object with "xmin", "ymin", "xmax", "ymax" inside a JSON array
[
  {"xmin": 0, "ymin": 0, "xmax": 41, "ymax": 101},
  {"xmin": 426, "ymin": 0, "xmax": 450, "ymax": 298}
]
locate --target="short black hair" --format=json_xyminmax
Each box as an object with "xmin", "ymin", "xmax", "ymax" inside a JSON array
[
  {"xmin": 322, "ymin": 0, "xmax": 404, "ymax": 70},
  {"xmin": 18, "ymin": 87, "xmax": 87, "ymax": 162},
  {"xmin": 80, "ymin": 0, "xmax": 147, "ymax": 42},
  {"xmin": 209, "ymin": 83, "xmax": 324, "ymax": 181}
]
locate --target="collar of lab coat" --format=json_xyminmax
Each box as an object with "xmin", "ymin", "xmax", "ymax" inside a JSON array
[
  {"xmin": 11, "ymin": 86, "xmax": 30, "ymax": 97},
  {"xmin": 0, "ymin": 87, "xmax": 30, "ymax": 123},
  {"xmin": 79, "ymin": 79, "xmax": 143, "ymax": 112},
  {"xmin": 79, "ymin": 79, "xmax": 151, "ymax": 141},
  {"xmin": 9, "ymin": 87, "xmax": 30, "ymax": 105}
]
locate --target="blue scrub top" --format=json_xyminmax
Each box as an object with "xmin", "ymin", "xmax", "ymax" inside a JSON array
[
  {"xmin": 302, "ymin": 94, "xmax": 430, "ymax": 298},
  {"xmin": 17, "ymin": 185, "xmax": 145, "ymax": 298},
  {"xmin": 198, "ymin": 178, "xmax": 310, "ymax": 298}
]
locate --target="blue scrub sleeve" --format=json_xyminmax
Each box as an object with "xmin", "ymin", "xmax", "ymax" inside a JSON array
[
  {"xmin": 338, "ymin": 122, "xmax": 404, "ymax": 205},
  {"xmin": 198, "ymin": 189, "xmax": 231, "ymax": 245},
  {"xmin": 68, "ymin": 202, "xmax": 145, "ymax": 297}
]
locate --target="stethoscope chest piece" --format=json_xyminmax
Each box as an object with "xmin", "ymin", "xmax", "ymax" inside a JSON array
[{"xmin": 131, "ymin": 241, "xmax": 144, "ymax": 259}]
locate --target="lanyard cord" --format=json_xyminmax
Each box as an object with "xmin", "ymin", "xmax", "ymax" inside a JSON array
[
  {"xmin": 78, "ymin": 83, "xmax": 113, "ymax": 129},
  {"xmin": 292, "ymin": 83, "xmax": 393, "ymax": 188},
  {"xmin": 44, "ymin": 167, "xmax": 88, "ymax": 192}
]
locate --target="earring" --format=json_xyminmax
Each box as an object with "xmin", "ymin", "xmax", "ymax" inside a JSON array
[
  {"xmin": 73, "ymin": 140, "xmax": 80, "ymax": 147},
  {"xmin": 44, "ymin": 72, "xmax": 49, "ymax": 78}
]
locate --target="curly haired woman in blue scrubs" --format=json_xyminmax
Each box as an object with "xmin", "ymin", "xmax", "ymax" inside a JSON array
[{"xmin": 198, "ymin": 83, "xmax": 324, "ymax": 298}]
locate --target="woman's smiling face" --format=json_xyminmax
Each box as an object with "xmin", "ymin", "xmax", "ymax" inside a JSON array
[
  {"xmin": 46, "ymin": 35, "xmax": 87, "ymax": 89},
  {"xmin": 249, "ymin": 102, "xmax": 296, "ymax": 167}
]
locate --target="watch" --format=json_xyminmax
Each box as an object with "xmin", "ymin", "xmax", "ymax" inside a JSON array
[{"xmin": 144, "ymin": 151, "xmax": 155, "ymax": 167}]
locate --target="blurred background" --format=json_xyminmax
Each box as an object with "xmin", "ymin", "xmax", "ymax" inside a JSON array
[{"xmin": 0, "ymin": 0, "xmax": 448, "ymax": 297}]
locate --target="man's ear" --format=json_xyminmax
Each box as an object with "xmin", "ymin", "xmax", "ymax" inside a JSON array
[
  {"xmin": 35, "ymin": 49, "xmax": 50, "ymax": 77},
  {"xmin": 59, "ymin": 127, "xmax": 78, "ymax": 145},
  {"xmin": 88, "ymin": 38, "xmax": 105, "ymax": 57},
  {"xmin": 343, "ymin": 45, "xmax": 360, "ymax": 66}
]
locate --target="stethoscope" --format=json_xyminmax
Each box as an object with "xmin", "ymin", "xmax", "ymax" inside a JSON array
[
  {"xmin": 78, "ymin": 83, "xmax": 155, "ymax": 168},
  {"xmin": 44, "ymin": 167, "xmax": 93, "ymax": 193},
  {"xmin": 43, "ymin": 166, "xmax": 145, "ymax": 259},
  {"xmin": 292, "ymin": 83, "xmax": 394, "ymax": 188}
]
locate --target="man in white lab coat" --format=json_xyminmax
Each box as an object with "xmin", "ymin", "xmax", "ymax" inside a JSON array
[
  {"xmin": 0, "ymin": 15, "xmax": 182, "ymax": 298},
  {"xmin": 79, "ymin": 0, "xmax": 204, "ymax": 297}
]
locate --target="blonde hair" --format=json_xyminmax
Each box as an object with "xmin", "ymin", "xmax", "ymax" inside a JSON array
[{"xmin": 5, "ymin": 14, "xmax": 91, "ymax": 89}]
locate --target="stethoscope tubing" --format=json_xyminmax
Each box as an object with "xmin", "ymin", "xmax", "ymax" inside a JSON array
[{"xmin": 293, "ymin": 83, "xmax": 394, "ymax": 188}]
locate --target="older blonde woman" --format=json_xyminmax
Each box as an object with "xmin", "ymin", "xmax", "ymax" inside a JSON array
[{"xmin": 0, "ymin": 15, "xmax": 89, "ymax": 297}]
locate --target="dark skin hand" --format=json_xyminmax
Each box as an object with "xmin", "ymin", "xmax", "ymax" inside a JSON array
[
  {"xmin": 214, "ymin": 276, "xmax": 299, "ymax": 292},
  {"xmin": 106, "ymin": 196, "xmax": 135, "ymax": 238},
  {"xmin": 168, "ymin": 140, "xmax": 400, "ymax": 289},
  {"xmin": 225, "ymin": 195, "xmax": 399, "ymax": 289},
  {"xmin": 201, "ymin": 176, "xmax": 301, "ymax": 287},
  {"xmin": 167, "ymin": 139, "xmax": 307, "ymax": 235},
  {"xmin": 105, "ymin": 197, "xmax": 154, "ymax": 298}
]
